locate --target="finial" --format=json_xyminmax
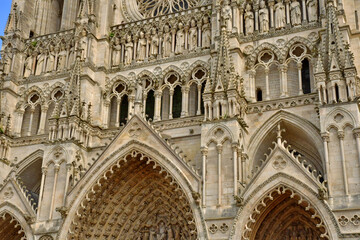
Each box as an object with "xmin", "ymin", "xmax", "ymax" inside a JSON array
[{"xmin": 276, "ymin": 123, "xmax": 285, "ymax": 145}]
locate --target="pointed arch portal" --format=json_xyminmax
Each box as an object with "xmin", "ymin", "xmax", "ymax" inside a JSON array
[
  {"xmin": 0, "ymin": 212, "xmax": 26, "ymax": 240},
  {"xmin": 241, "ymin": 185, "xmax": 329, "ymax": 240},
  {"xmin": 67, "ymin": 150, "xmax": 198, "ymax": 239}
]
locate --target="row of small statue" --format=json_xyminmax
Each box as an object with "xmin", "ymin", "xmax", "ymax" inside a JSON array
[
  {"xmin": 138, "ymin": 222, "xmax": 190, "ymax": 240},
  {"xmin": 22, "ymin": 43, "xmax": 76, "ymax": 78},
  {"xmin": 244, "ymin": 0, "xmax": 318, "ymax": 35},
  {"xmin": 112, "ymin": 17, "xmax": 211, "ymax": 66}
]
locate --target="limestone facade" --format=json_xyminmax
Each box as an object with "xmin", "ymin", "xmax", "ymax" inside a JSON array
[{"xmin": 0, "ymin": 0, "xmax": 359, "ymax": 239}]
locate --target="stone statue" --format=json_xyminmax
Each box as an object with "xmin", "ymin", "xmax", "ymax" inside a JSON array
[
  {"xmin": 124, "ymin": 35, "xmax": 134, "ymax": 65},
  {"xmin": 156, "ymin": 221, "xmax": 166, "ymax": 240},
  {"xmin": 222, "ymin": 0, "xmax": 232, "ymax": 31},
  {"xmin": 175, "ymin": 23, "xmax": 185, "ymax": 55},
  {"xmin": 259, "ymin": 1, "xmax": 269, "ymax": 33},
  {"xmin": 135, "ymin": 79, "xmax": 143, "ymax": 102},
  {"xmin": 150, "ymin": 28, "xmax": 159, "ymax": 58},
  {"xmin": 2, "ymin": 52, "xmax": 11, "ymax": 74},
  {"xmin": 112, "ymin": 37, "xmax": 121, "ymax": 66},
  {"xmin": 35, "ymin": 49, "xmax": 46, "ymax": 75},
  {"xmin": 68, "ymin": 40, "xmax": 75, "ymax": 68},
  {"xmin": 274, "ymin": 0, "xmax": 286, "ymax": 29},
  {"xmin": 188, "ymin": 19, "xmax": 198, "ymax": 52},
  {"xmin": 167, "ymin": 225, "xmax": 174, "ymax": 240},
  {"xmin": 23, "ymin": 54, "xmax": 33, "ymax": 78},
  {"xmin": 202, "ymin": 17, "xmax": 211, "ymax": 49},
  {"xmin": 244, "ymin": 4, "xmax": 254, "ymax": 35},
  {"xmin": 149, "ymin": 227, "xmax": 156, "ymax": 240},
  {"xmin": 46, "ymin": 45, "xmax": 55, "ymax": 72},
  {"xmin": 80, "ymin": 29, "xmax": 88, "ymax": 60},
  {"xmin": 307, "ymin": 0, "xmax": 318, "ymax": 22},
  {"xmin": 163, "ymin": 25, "xmax": 172, "ymax": 58},
  {"xmin": 57, "ymin": 45, "xmax": 67, "ymax": 71},
  {"xmin": 137, "ymin": 31, "xmax": 146, "ymax": 62},
  {"xmin": 290, "ymin": 0, "xmax": 302, "ymax": 26}
]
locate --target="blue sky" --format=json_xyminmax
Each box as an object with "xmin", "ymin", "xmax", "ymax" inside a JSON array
[{"xmin": 0, "ymin": 0, "xmax": 13, "ymax": 47}]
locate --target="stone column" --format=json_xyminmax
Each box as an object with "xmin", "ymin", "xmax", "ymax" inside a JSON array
[
  {"xmin": 26, "ymin": 107, "xmax": 35, "ymax": 136},
  {"xmin": 169, "ymin": 89, "xmax": 174, "ymax": 119},
  {"xmin": 254, "ymin": 4, "xmax": 259, "ymax": 32},
  {"xmin": 285, "ymin": 0, "xmax": 291, "ymax": 25},
  {"xmin": 154, "ymin": 90, "xmax": 162, "ymax": 121},
  {"xmin": 171, "ymin": 29, "xmax": 177, "ymax": 54},
  {"xmin": 63, "ymin": 163, "xmax": 72, "ymax": 205},
  {"xmin": 197, "ymin": 84, "xmax": 202, "ymax": 115},
  {"xmin": 301, "ymin": 0, "xmax": 307, "ymax": 22},
  {"xmin": 37, "ymin": 105, "xmax": 48, "ymax": 135},
  {"xmin": 232, "ymin": 3, "xmax": 240, "ymax": 33},
  {"xmin": 280, "ymin": 64, "xmax": 288, "ymax": 97},
  {"xmin": 49, "ymin": 164, "xmax": 60, "ymax": 219},
  {"xmin": 338, "ymin": 131, "xmax": 349, "ymax": 196},
  {"xmin": 353, "ymin": 129, "xmax": 360, "ymax": 177},
  {"xmin": 201, "ymin": 147, "xmax": 208, "ymax": 207},
  {"xmin": 239, "ymin": 7, "xmax": 244, "ymax": 34},
  {"xmin": 321, "ymin": 133, "xmax": 331, "ymax": 182},
  {"xmin": 115, "ymin": 98, "xmax": 121, "ymax": 127},
  {"xmin": 184, "ymin": 24, "xmax": 189, "ymax": 51},
  {"xmin": 15, "ymin": 110, "xmax": 24, "ymax": 137},
  {"xmin": 265, "ymin": 67, "xmax": 270, "ymax": 100},
  {"xmin": 297, "ymin": 62, "xmax": 303, "ymax": 95},
  {"xmin": 269, "ymin": 0, "xmax": 275, "ymax": 28},
  {"xmin": 103, "ymin": 101, "xmax": 110, "ymax": 129},
  {"xmin": 249, "ymin": 69, "xmax": 256, "ymax": 101},
  {"xmin": 197, "ymin": 21, "xmax": 202, "ymax": 48},
  {"xmin": 232, "ymin": 143, "xmax": 238, "ymax": 195},
  {"xmin": 37, "ymin": 166, "xmax": 48, "ymax": 219},
  {"xmin": 217, "ymin": 144, "xmax": 223, "ymax": 206},
  {"xmin": 133, "ymin": 36, "xmax": 138, "ymax": 61},
  {"xmin": 181, "ymin": 86, "xmax": 189, "ymax": 117}
]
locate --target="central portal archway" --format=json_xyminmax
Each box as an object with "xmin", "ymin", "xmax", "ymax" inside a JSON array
[
  {"xmin": 242, "ymin": 185, "xmax": 329, "ymax": 240},
  {"xmin": 67, "ymin": 150, "xmax": 198, "ymax": 239}
]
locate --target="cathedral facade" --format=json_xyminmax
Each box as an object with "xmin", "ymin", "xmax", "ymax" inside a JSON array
[{"xmin": 0, "ymin": 0, "xmax": 360, "ymax": 239}]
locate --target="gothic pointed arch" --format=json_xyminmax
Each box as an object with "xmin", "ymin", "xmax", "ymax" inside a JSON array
[
  {"xmin": 0, "ymin": 204, "xmax": 34, "ymax": 240},
  {"xmin": 58, "ymin": 116, "xmax": 206, "ymax": 239},
  {"xmin": 248, "ymin": 110, "xmax": 324, "ymax": 173},
  {"xmin": 248, "ymin": 43, "xmax": 282, "ymax": 68},
  {"xmin": 229, "ymin": 174, "xmax": 339, "ymax": 240}
]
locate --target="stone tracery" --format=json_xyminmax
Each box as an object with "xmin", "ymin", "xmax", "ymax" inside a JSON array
[{"xmin": 67, "ymin": 150, "xmax": 198, "ymax": 239}]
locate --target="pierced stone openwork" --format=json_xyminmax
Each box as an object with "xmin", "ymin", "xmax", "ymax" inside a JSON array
[
  {"xmin": 67, "ymin": 150, "xmax": 198, "ymax": 239},
  {"xmin": 0, "ymin": 212, "xmax": 27, "ymax": 240},
  {"xmin": 242, "ymin": 185, "xmax": 329, "ymax": 240},
  {"xmin": 136, "ymin": 0, "xmax": 201, "ymax": 18}
]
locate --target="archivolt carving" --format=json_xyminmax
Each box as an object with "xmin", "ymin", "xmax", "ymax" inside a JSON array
[
  {"xmin": 67, "ymin": 150, "xmax": 198, "ymax": 239},
  {"xmin": 0, "ymin": 212, "xmax": 27, "ymax": 240},
  {"xmin": 241, "ymin": 185, "xmax": 329, "ymax": 240}
]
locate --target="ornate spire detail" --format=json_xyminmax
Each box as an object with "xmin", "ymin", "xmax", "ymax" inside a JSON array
[
  {"xmin": 4, "ymin": 3, "xmax": 21, "ymax": 35},
  {"xmin": 65, "ymin": 55, "xmax": 82, "ymax": 118}
]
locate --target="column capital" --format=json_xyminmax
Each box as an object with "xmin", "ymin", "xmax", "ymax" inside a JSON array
[
  {"xmin": 42, "ymin": 166, "xmax": 48, "ymax": 174},
  {"xmin": 321, "ymin": 132, "xmax": 330, "ymax": 142},
  {"xmin": 200, "ymin": 146, "xmax": 208, "ymax": 155},
  {"xmin": 216, "ymin": 144, "xmax": 223, "ymax": 153},
  {"xmin": 54, "ymin": 164, "xmax": 61, "ymax": 172},
  {"xmin": 337, "ymin": 131, "xmax": 345, "ymax": 140},
  {"xmin": 353, "ymin": 128, "xmax": 360, "ymax": 138}
]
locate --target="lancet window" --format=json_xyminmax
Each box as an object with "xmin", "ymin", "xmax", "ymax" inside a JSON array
[
  {"xmin": 21, "ymin": 92, "xmax": 43, "ymax": 137},
  {"xmin": 108, "ymin": 82, "xmax": 129, "ymax": 128}
]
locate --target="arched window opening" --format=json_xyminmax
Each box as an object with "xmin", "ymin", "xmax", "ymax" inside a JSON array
[
  {"xmin": 161, "ymin": 88, "xmax": 170, "ymax": 120},
  {"xmin": 21, "ymin": 105, "xmax": 42, "ymax": 137},
  {"xmin": 18, "ymin": 157, "xmax": 43, "ymax": 208},
  {"xmin": 173, "ymin": 85, "xmax": 182, "ymax": 119},
  {"xmin": 301, "ymin": 58, "xmax": 311, "ymax": 94},
  {"xmin": 0, "ymin": 213, "xmax": 26, "ymax": 240},
  {"xmin": 200, "ymin": 81, "xmax": 206, "ymax": 114},
  {"xmin": 188, "ymin": 83, "xmax": 198, "ymax": 117},
  {"xmin": 218, "ymin": 102, "xmax": 222, "ymax": 118},
  {"xmin": 256, "ymin": 88, "xmax": 263, "ymax": 102},
  {"xmin": 145, "ymin": 90, "xmax": 155, "ymax": 120},
  {"xmin": 120, "ymin": 95, "xmax": 129, "ymax": 125},
  {"xmin": 335, "ymin": 84, "xmax": 340, "ymax": 102}
]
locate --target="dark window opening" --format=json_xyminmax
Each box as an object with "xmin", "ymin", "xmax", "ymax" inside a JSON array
[
  {"xmin": 120, "ymin": 95, "xmax": 129, "ymax": 125},
  {"xmin": 146, "ymin": 90, "xmax": 155, "ymax": 120},
  {"xmin": 256, "ymin": 88, "xmax": 263, "ymax": 102},
  {"xmin": 172, "ymin": 86, "xmax": 182, "ymax": 118},
  {"xmin": 301, "ymin": 58, "xmax": 311, "ymax": 94},
  {"xmin": 335, "ymin": 84, "xmax": 340, "ymax": 102},
  {"xmin": 201, "ymin": 81, "xmax": 206, "ymax": 114}
]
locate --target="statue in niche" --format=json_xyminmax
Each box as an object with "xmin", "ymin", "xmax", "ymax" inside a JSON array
[
  {"xmin": 202, "ymin": 17, "xmax": 211, "ymax": 49},
  {"xmin": 173, "ymin": 224, "xmax": 181, "ymax": 239},
  {"xmin": 188, "ymin": 19, "xmax": 198, "ymax": 51},
  {"xmin": 46, "ymin": 45, "xmax": 55, "ymax": 72},
  {"xmin": 23, "ymin": 54, "xmax": 33, "ymax": 78},
  {"xmin": 167, "ymin": 225, "xmax": 174, "ymax": 240},
  {"xmin": 57, "ymin": 45, "xmax": 67, "ymax": 71},
  {"xmin": 157, "ymin": 221, "xmax": 166, "ymax": 240},
  {"xmin": 68, "ymin": 40, "xmax": 75, "ymax": 68},
  {"xmin": 137, "ymin": 31, "xmax": 146, "ymax": 62},
  {"xmin": 124, "ymin": 35, "xmax": 134, "ymax": 65},
  {"xmin": 244, "ymin": 4, "xmax": 254, "ymax": 35},
  {"xmin": 79, "ymin": 29, "xmax": 88, "ymax": 60},
  {"xmin": 259, "ymin": 1, "xmax": 269, "ymax": 33},
  {"xmin": 274, "ymin": 0, "xmax": 286, "ymax": 29},
  {"xmin": 35, "ymin": 49, "xmax": 46, "ymax": 75},
  {"xmin": 290, "ymin": 0, "xmax": 302, "ymax": 26},
  {"xmin": 135, "ymin": 79, "xmax": 143, "ymax": 102},
  {"xmin": 149, "ymin": 226, "xmax": 156, "ymax": 240},
  {"xmin": 163, "ymin": 25, "xmax": 172, "ymax": 58},
  {"xmin": 307, "ymin": 0, "xmax": 318, "ymax": 22},
  {"xmin": 112, "ymin": 37, "xmax": 121, "ymax": 66},
  {"xmin": 150, "ymin": 28, "xmax": 159, "ymax": 59},
  {"xmin": 222, "ymin": 0, "xmax": 232, "ymax": 31},
  {"xmin": 175, "ymin": 23, "xmax": 185, "ymax": 55},
  {"xmin": 2, "ymin": 52, "xmax": 11, "ymax": 74}
]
